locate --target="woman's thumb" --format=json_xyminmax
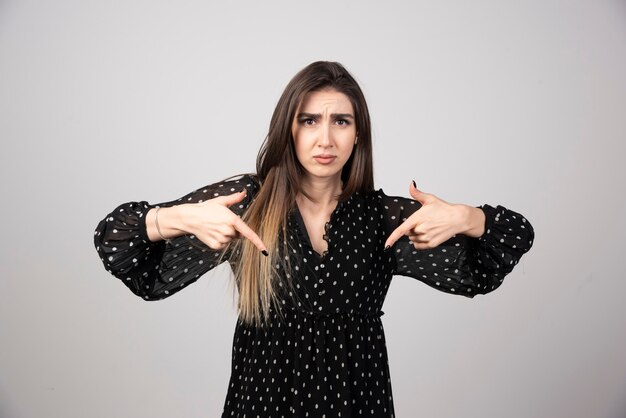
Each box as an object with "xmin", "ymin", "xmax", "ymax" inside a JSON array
[{"xmin": 409, "ymin": 180, "xmax": 427, "ymax": 202}]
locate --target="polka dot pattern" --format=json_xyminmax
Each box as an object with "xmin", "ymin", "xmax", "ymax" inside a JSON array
[
  {"xmin": 94, "ymin": 176, "xmax": 257, "ymax": 300},
  {"xmin": 94, "ymin": 174, "xmax": 534, "ymax": 417}
]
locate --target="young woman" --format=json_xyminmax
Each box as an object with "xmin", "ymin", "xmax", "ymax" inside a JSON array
[{"xmin": 94, "ymin": 61, "xmax": 534, "ymax": 417}]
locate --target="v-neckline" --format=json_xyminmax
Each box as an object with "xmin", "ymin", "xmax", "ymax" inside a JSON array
[
  {"xmin": 292, "ymin": 193, "xmax": 354, "ymax": 260},
  {"xmin": 293, "ymin": 203, "xmax": 333, "ymax": 260}
]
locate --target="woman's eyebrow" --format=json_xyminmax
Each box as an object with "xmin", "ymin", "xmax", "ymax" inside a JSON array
[
  {"xmin": 297, "ymin": 112, "xmax": 355, "ymax": 119},
  {"xmin": 332, "ymin": 113, "xmax": 355, "ymax": 119}
]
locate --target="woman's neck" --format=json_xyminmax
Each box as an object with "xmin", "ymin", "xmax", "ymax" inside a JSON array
[{"xmin": 297, "ymin": 174, "xmax": 343, "ymax": 209}]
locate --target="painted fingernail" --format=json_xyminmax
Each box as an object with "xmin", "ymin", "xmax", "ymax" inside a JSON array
[
  {"xmin": 384, "ymin": 245, "xmax": 391, "ymax": 252},
  {"xmin": 412, "ymin": 180, "xmax": 417, "ymax": 189},
  {"xmin": 261, "ymin": 250, "xmax": 269, "ymax": 257}
]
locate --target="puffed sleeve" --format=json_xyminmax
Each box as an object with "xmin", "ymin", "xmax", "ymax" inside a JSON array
[
  {"xmin": 93, "ymin": 174, "xmax": 260, "ymax": 300},
  {"xmin": 379, "ymin": 190, "xmax": 534, "ymax": 297}
]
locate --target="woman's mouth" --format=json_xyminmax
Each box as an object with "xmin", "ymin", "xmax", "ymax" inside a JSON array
[{"xmin": 313, "ymin": 155, "xmax": 336, "ymax": 164}]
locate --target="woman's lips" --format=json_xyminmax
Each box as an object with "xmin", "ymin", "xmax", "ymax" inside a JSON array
[{"xmin": 313, "ymin": 155, "xmax": 336, "ymax": 164}]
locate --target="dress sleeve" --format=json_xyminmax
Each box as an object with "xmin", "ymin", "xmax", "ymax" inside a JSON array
[
  {"xmin": 93, "ymin": 174, "xmax": 260, "ymax": 300},
  {"xmin": 379, "ymin": 190, "xmax": 534, "ymax": 297}
]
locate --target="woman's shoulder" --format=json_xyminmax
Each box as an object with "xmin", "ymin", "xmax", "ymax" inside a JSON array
[
  {"xmin": 356, "ymin": 187, "xmax": 422, "ymax": 212},
  {"xmin": 176, "ymin": 173, "xmax": 260, "ymax": 205},
  {"xmin": 356, "ymin": 187, "xmax": 388, "ymax": 201},
  {"xmin": 366, "ymin": 187, "xmax": 415, "ymax": 203},
  {"xmin": 212, "ymin": 173, "xmax": 261, "ymax": 192},
  {"xmin": 219, "ymin": 172, "xmax": 259, "ymax": 184},
  {"xmin": 344, "ymin": 188, "xmax": 387, "ymax": 208}
]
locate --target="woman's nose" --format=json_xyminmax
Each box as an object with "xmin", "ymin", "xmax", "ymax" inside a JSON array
[{"xmin": 318, "ymin": 123, "xmax": 332, "ymax": 147}]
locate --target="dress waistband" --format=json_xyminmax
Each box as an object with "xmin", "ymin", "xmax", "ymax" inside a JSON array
[{"xmin": 281, "ymin": 306, "xmax": 385, "ymax": 320}]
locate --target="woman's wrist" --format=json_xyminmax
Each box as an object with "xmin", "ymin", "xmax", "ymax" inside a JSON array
[
  {"xmin": 146, "ymin": 205, "xmax": 186, "ymax": 242},
  {"xmin": 455, "ymin": 204, "xmax": 486, "ymax": 238}
]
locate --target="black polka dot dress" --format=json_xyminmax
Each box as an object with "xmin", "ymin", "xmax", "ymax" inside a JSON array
[{"xmin": 94, "ymin": 174, "xmax": 534, "ymax": 417}]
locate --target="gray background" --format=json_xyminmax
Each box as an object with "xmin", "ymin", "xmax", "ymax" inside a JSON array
[{"xmin": 1, "ymin": 0, "xmax": 625, "ymax": 417}]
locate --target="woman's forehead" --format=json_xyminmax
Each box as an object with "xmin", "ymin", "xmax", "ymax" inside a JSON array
[{"xmin": 297, "ymin": 89, "xmax": 353, "ymax": 113}]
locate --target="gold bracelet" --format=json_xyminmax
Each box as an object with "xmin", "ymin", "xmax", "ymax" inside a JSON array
[{"xmin": 154, "ymin": 207, "xmax": 172, "ymax": 243}]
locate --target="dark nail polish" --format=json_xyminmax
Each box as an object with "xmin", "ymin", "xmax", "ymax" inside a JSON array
[
  {"xmin": 384, "ymin": 245, "xmax": 390, "ymax": 252},
  {"xmin": 412, "ymin": 180, "xmax": 417, "ymax": 189},
  {"xmin": 261, "ymin": 250, "xmax": 269, "ymax": 257}
]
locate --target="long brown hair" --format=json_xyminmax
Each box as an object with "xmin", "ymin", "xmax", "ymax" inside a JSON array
[{"xmin": 230, "ymin": 61, "xmax": 374, "ymax": 328}]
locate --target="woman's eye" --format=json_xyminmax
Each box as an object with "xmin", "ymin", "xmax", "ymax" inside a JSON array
[
  {"xmin": 336, "ymin": 119, "xmax": 349, "ymax": 126},
  {"xmin": 303, "ymin": 119, "xmax": 315, "ymax": 126}
]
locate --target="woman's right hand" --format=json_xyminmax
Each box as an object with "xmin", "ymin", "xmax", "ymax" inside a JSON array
[{"xmin": 148, "ymin": 190, "xmax": 268, "ymax": 255}]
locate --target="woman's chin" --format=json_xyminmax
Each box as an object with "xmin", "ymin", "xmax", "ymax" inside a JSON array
[{"xmin": 301, "ymin": 168, "xmax": 343, "ymax": 182}]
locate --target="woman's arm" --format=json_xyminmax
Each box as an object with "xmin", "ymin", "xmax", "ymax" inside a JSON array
[
  {"xmin": 93, "ymin": 175, "xmax": 261, "ymax": 300},
  {"xmin": 380, "ymin": 185, "xmax": 534, "ymax": 297},
  {"xmin": 143, "ymin": 190, "xmax": 267, "ymax": 252}
]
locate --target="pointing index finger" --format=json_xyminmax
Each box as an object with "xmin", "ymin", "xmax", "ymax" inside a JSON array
[
  {"xmin": 233, "ymin": 216, "xmax": 268, "ymax": 255},
  {"xmin": 384, "ymin": 218, "xmax": 415, "ymax": 250}
]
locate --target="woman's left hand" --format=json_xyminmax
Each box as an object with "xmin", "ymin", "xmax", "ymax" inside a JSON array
[{"xmin": 384, "ymin": 181, "xmax": 485, "ymax": 250}]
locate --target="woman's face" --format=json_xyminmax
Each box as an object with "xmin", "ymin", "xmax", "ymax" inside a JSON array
[{"xmin": 291, "ymin": 88, "xmax": 357, "ymax": 184}]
